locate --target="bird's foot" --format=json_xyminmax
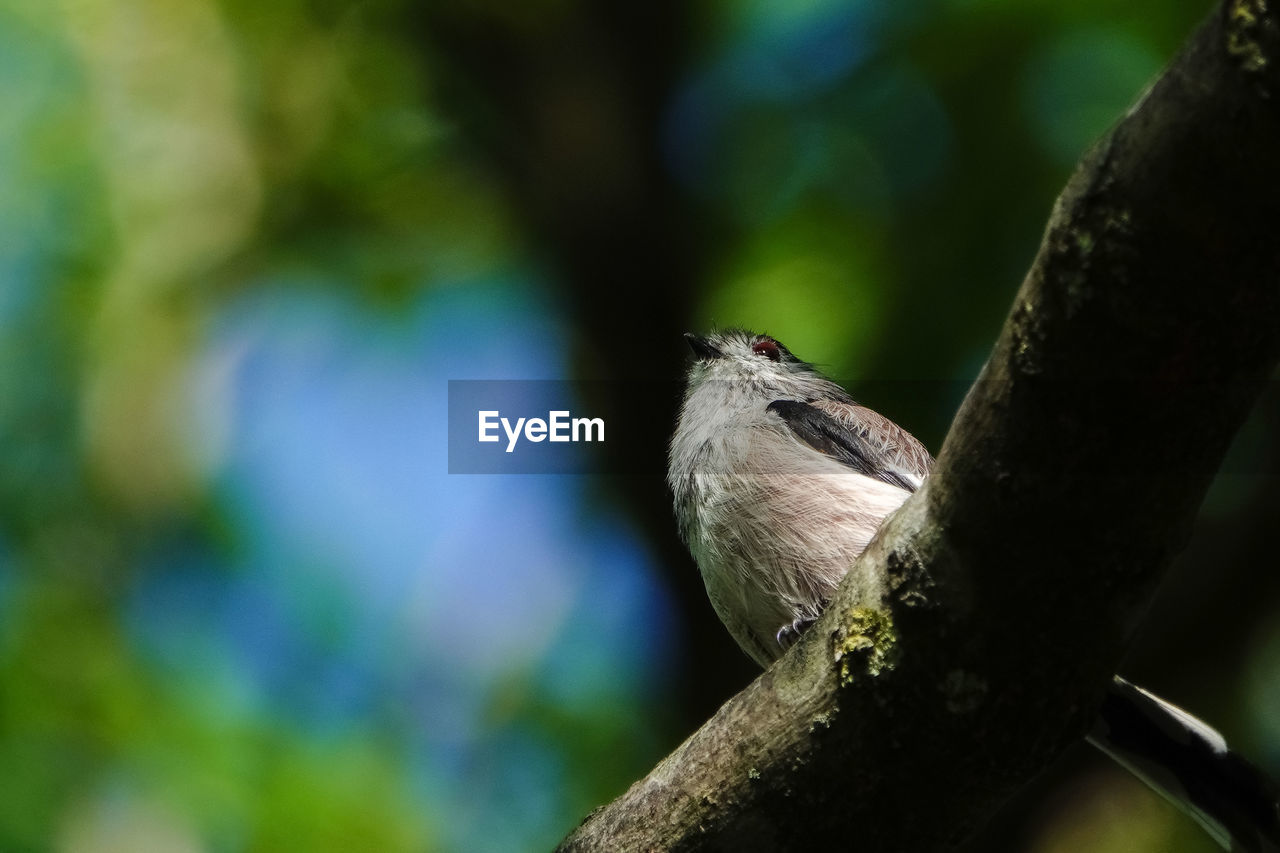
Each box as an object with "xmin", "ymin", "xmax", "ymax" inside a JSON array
[{"xmin": 776, "ymin": 617, "xmax": 817, "ymax": 651}]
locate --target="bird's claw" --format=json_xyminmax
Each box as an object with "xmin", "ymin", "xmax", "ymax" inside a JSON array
[{"xmin": 776, "ymin": 617, "xmax": 817, "ymax": 651}]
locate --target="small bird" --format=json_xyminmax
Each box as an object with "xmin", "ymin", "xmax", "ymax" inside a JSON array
[{"xmin": 668, "ymin": 327, "xmax": 1280, "ymax": 851}]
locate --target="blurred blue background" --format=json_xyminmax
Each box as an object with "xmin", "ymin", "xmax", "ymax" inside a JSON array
[{"xmin": 0, "ymin": 0, "xmax": 1275, "ymax": 850}]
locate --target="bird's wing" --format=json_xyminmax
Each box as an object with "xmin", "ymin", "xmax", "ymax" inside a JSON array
[
  {"xmin": 809, "ymin": 398, "xmax": 934, "ymax": 487},
  {"xmin": 766, "ymin": 399, "xmax": 932, "ymax": 492}
]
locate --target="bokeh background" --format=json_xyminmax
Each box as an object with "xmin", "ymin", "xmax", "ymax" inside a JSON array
[{"xmin": 0, "ymin": 0, "xmax": 1276, "ymax": 850}]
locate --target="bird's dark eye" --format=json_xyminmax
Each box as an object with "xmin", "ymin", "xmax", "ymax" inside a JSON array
[{"xmin": 752, "ymin": 340, "xmax": 781, "ymax": 361}]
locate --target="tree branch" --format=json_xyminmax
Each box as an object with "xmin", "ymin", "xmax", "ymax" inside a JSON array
[{"xmin": 558, "ymin": 2, "xmax": 1280, "ymax": 849}]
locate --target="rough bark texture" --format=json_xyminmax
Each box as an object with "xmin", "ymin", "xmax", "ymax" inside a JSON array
[{"xmin": 558, "ymin": 2, "xmax": 1280, "ymax": 850}]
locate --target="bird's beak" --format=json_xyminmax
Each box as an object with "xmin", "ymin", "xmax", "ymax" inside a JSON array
[{"xmin": 684, "ymin": 333, "xmax": 721, "ymax": 360}]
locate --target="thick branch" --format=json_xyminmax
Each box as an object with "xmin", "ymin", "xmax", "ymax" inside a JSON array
[{"xmin": 559, "ymin": 2, "xmax": 1280, "ymax": 850}]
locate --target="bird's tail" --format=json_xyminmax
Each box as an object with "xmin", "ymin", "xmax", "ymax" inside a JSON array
[{"xmin": 1087, "ymin": 675, "xmax": 1280, "ymax": 852}]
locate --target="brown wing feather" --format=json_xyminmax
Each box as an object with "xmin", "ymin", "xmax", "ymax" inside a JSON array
[{"xmin": 809, "ymin": 399, "xmax": 934, "ymax": 485}]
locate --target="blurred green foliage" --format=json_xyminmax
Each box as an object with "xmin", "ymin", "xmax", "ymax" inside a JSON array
[{"xmin": 0, "ymin": 0, "xmax": 1270, "ymax": 851}]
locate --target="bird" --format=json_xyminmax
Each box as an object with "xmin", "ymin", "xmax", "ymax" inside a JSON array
[{"xmin": 668, "ymin": 327, "xmax": 1280, "ymax": 852}]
